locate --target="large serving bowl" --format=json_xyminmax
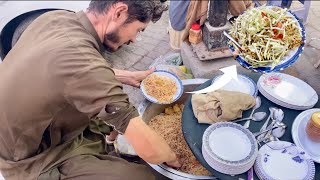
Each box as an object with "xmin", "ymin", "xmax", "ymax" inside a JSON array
[
  {"xmin": 229, "ymin": 7, "xmax": 306, "ymax": 73},
  {"xmin": 138, "ymin": 79, "xmax": 216, "ymax": 180}
]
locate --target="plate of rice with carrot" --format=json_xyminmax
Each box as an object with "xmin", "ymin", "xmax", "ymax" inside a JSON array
[{"xmin": 141, "ymin": 70, "xmax": 183, "ymax": 104}]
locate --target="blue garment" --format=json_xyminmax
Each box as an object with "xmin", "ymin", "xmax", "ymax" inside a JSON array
[
  {"xmin": 266, "ymin": 0, "xmax": 293, "ymax": 8},
  {"xmin": 169, "ymin": 0, "xmax": 190, "ymax": 31}
]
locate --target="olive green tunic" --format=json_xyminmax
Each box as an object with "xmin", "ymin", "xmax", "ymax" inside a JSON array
[{"xmin": 0, "ymin": 10, "xmax": 154, "ymax": 180}]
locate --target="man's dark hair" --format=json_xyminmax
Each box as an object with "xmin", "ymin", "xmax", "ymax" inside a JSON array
[{"xmin": 87, "ymin": 0, "xmax": 165, "ymax": 23}]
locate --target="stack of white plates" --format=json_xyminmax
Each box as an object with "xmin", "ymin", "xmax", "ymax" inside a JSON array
[
  {"xmin": 202, "ymin": 122, "xmax": 258, "ymax": 175},
  {"xmin": 254, "ymin": 141, "xmax": 315, "ymax": 180},
  {"xmin": 257, "ymin": 73, "xmax": 318, "ymax": 110}
]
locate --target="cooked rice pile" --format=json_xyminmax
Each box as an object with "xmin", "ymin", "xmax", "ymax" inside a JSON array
[
  {"xmin": 148, "ymin": 104, "xmax": 211, "ymax": 176},
  {"xmin": 144, "ymin": 74, "xmax": 177, "ymax": 104}
]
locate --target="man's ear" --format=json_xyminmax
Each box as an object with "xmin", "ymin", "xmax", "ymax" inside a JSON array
[{"xmin": 112, "ymin": 2, "xmax": 129, "ymax": 22}]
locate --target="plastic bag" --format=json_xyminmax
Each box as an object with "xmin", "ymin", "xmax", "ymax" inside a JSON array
[
  {"xmin": 155, "ymin": 65, "xmax": 193, "ymax": 80},
  {"xmin": 114, "ymin": 135, "xmax": 137, "ymax": 156},
  {"xmin": 149, "ymin": 53, "xmax": 182, "ymax": 68},
  {"xmin": 148, "ymin": 53, "xmax": 193, "ymax": 80}
]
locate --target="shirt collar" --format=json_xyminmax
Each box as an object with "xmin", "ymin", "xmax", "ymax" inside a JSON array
[{"xmin": 76, "ymin": 11, "xmax": 104, "ymax": 52}]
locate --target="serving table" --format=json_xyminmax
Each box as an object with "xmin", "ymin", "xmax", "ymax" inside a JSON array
[{"xmin": 182, "ymin": 71, "xmax": 320, "ymax": 180}]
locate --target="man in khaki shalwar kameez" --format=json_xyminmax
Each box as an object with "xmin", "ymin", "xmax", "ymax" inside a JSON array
[{"xmin": 0, "ymin": 1, "xmax": 182, "ymax": 180}]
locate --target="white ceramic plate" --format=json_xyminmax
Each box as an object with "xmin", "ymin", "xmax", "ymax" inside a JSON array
[
  {"xmin": 258, "ymin": 83, "xmax": 313, "ymax": 110},
  {"xmin": 202, "ymin": 122, "xmax": 258, "ymax": 175},
  {"xmin": 257, "ymin": 73, "xmax": 318, "ymax": 110},
  {"xmin": 254, "ymin": 141, "xmax": 315, "ymax": 180},
  {"xmin": 202, "ymin": 147, "xmax": 255, "ymax": 175},
  {"xmin": 292, "ymin": 109, "xmax": 320, "ymax": 163},
  {"xmin": 140, "ymin": 70, "xmax": 183, "ymax": 104},
  {"xmin": 211, "ymin": 74, "xmax": 258, "ymax": 97}
]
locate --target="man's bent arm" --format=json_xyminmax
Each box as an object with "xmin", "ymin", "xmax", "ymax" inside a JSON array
[
  {"xmin": 112, "ymin": 68, "xmax": 154, "ymax": 87},
  {"xmin": 124, "ymin": 117, "xmax": 178, "ymax": 165}
]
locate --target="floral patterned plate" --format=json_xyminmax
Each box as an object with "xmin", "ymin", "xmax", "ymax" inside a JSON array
[{"xmin": 254, "ymin": 141, "xmax": 315, "ymax": 180}]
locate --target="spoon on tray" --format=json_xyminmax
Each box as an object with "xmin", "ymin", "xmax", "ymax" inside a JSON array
[
  {"xmin": 243, "ymin": 96, "xmax": 262, "ymax": 129},
  {"xmin": 233, "ymin": 112, "xmax": 267, "ymax": 123},
  {"xmin": 257, "ymin": 107, "xmax": 277, "ymax": 141},
  {"xmin": 223, "ymin": 31, "xmax": 244, "ymax": 51},
  {"xmin": 254, "ymin": 122, "xmax": 286, "ymax": 137},
  {"xmin": 272, "ymin": 126, "xmax": 286, "ymax": 139},
  {"xmin": 257, "ymin": 123, "xmax": 287, "ymax": 143},
  {"xmin": 264, "ymin": 109, "xmax": 285, "ymax": 142}
]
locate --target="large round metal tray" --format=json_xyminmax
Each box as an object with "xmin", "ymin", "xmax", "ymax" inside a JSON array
[{"xmin": 139, "ymin": 79, "xmax": 216, "ymax": 180}]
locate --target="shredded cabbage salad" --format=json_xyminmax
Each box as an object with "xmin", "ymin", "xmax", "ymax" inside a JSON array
[{"xmin": 230, "ymin": 6, "xmax": 303, "ymax": 69}]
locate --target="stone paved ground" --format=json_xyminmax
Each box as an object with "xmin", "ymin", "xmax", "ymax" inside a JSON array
[{"xmin": 294, "ymin": 1, "xmax": 320, "ymax": 94}]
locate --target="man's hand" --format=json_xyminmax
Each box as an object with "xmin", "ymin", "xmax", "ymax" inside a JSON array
[
  {"xmin": 113, "ymin": 67, "xmax": 155, "ymax": 87},
  {"xmin": 124, "ymin": 117, "xmax": 181, "ymax": 165},
  {"xmin": 129, "ymin": 67, "xmax": 155, "ymax": 87},
  {"xmin": 165, "ymin": 157, "xmax": 183, "ymax": 168}
]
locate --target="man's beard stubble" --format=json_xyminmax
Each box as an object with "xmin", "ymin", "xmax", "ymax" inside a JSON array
[
  {"xmin": 103, "ymin": 31, "xmax": 120, "ymax": 52},
  {"xmin": 103, "ymin": 30, "xmax": 132, "ymax": 52}
]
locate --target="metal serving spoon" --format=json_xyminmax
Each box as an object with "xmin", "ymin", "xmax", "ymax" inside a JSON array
[
  {"xmin": 265, "ymin": 127, "xmax": 285, "ymax": 142},
  {"xmin": 233, "ymin": 112, "xmax": 267, "ymax": 123},
  {"xmin": 243, "ymin": 96, "xmax": 262, "ymax": 129},
  {"xmin": 223, "ymin": 31, "xmax": 244, "ymax": 51},
  {"xmin": 272, "ymin": 126, "xmax": 286, "ymax": 139},
  {"xmin": 265, "ymin": 109, "xmax": 285, "ymax": 142},
  {"xmin": 254, "ymin": 122, "xmax": 286, "ymax": 137},
  {"xmin": 257, "ymin": 107, "xmax": 277, "ymax": 141}
]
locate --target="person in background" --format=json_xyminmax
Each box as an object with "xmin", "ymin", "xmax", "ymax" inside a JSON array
[
  {"xmin": 168, "ymin": 0, "xmax": 254, "ymax": 49},
  {"xmin": 264, "ymin": 0, "xmax": 293, "ymax": 8},
  {"xmin": 229, "ymin": 0, "xmax": 254, "ymax": 17},
  {"xmin": 168, "ymin": 0, "xmax": 191, "ymax": 50}
]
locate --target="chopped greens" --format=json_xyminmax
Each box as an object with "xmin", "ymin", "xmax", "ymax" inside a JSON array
[{"xmin": 230, "ymin": 6, "xmax": 303, "ymax": 69}]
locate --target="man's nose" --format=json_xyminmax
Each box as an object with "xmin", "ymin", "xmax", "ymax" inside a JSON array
[
  {"xmin": 126, "ymin": 40, "xmax": 132, "ymax": 45},
  {"xmin": 131, "ymin": 36, "xmax": 137, "ymax": 43}
]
